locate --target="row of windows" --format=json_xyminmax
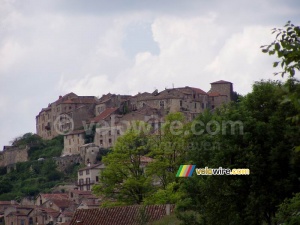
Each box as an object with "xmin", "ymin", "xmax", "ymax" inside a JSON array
[
  {"xmin": 98, "ymin": 130, "xmax": 120, "ymax": 136},
  {"xmin": 56, "ymin": 106, "xmax": 73, "ymax": 112},
  {"xmin": 99, "ymin": 138, "xmax": 112, "ymax": 146},
  {"xmin": 68, "ymin": 138, "xmax": 82, "ymax": 145},
  {"xmin": 79, "ymin": 169, "xmax": 90, "ymax": 176}
]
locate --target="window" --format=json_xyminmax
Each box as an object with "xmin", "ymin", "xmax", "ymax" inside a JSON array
[
  {"xmin": 71, "ymin": 192, "xmax": 73, "ymax": 198},
  {"xmin": 180, "ymin": 100, "xmax": 182, "ymax": 107},
  {"xmin": 69, "ymin": 139, "xmax": 71, "ymax": 145},
  {"xmin": 108, "ymin": 130, "xmax": 111, "ymax": 136},
  {"xmin": 79, "ymin": 178, "xmax": 84, "ymax": 185},
  {"xmin": 160, "ymin": 101, "xmax": 165, "ymax": 108},
  {"xmin": 87, "ymin": 185, "xmax": 91, "ymax": 191},
  {"xmin": 109, "ymin": 138, "xmax": 112, "ymax": 144},
  {"xmin": 194, "ymin": 103, "xmax": 197, "ymax": 109},
  {"xmin": 202, "ymin": 103, "xmax": 204, "ymax": 109},
  {"xmin": 212, "ymin": 97, "xmax": 214, "ymax": 101},
  {"xmin": 21, "ymin": 219, "xmax": 25, "ymax": 225},
  {"xmin": 100, "ymin": 140, "xmax": 103, "ymax": 145},
  {"xmin": 86, "ymin": 178, "xmax": 90, "ymax": 184},
  {"xmin": 212, "ymin": 105, "xmax": 215, "ymax": 109},
  {"xmin": 79, "ymin": 171, "xmax": 83, "ymax": 176},
  {"xmin": 96, "ymin": 176, "xmax": 99, "ymax": 182},
  {"xmin": 86, "ymin": 169, "xmax": 90, "ymax": 175},
  {"xmin": 117, "ymin": 130, "xmax": 120, "ymax": 135}
]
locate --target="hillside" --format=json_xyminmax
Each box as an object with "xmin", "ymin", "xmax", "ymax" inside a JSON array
[{"xmin": 0, "ymin": 133, "xmax": 80, "ymax": 201}]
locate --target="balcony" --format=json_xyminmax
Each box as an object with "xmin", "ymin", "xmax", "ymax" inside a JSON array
[{"xmin": 76, "ymin": 180, "xmax": 96, "ymax": 186}]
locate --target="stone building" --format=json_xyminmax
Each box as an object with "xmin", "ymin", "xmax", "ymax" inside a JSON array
[
  {"xmin": 36, "ymin": 93, "xmax": 97, "ymax": 140},
  {"xmin": 95, "ymin": 93, "xmax": 131, "ymax": 116},
  {"xmin": 0, "ymin": 146, "xmax": 29, "ymax": 168},
  {"xmin": 134, "ymin": 87, "xmax": 209, "ymax": 117},
  {"xmin": 68, "ymin": 190, "xmax": 98, "ymax": 205},
  {"xmin": 77, "ymin": 163, "xmax": 105, "ymax": 191},
  {"xmin": 62, "ymin": 130, "xmax": 86, "ymax": 156},
  {"xmin": 208, "ymin": 80, "xmax": 233, "ymax": 109},
  {"xmin": 89, "ymin": 108, "xmax": 120, "ymax": 149},
  {"xmin": 4, "ymin": 205, "xmax": 34, "ymax": 225},
  {"xmin": 80, "ymin": 143, "xmax": 100, "ymax": 165},
  {"xmin": 93, "ymin": 105, "xmax": 164, "ymax": 149},
  {"xmin": 54, "ymin": 154, "xmax": 82, "ymax": 172}
]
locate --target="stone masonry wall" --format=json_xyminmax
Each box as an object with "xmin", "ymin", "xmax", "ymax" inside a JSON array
[{"xmin": 0, "ymin": 146, "xmax": 29, "ymax": 167}]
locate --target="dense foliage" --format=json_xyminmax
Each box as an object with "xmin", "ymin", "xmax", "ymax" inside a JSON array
[
  {"xmin": 10, "ymin": 132, "xmax": 64, "ymax": 160},
  {"xmin": 92, "ymin": 79, "xmax": 300, "ymax": 225},
  {"xmin": 0, "ymin": 133, "xmax": 79, "ymax": 201}
]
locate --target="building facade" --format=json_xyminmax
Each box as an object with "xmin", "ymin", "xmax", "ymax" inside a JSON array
[
  {"xmin": 77, "ymin": 164, "xmax": 105, "ymax": 191},
  {"xmin": 36, "ymin": 93, "xmax": 97, "ymax": 140}
]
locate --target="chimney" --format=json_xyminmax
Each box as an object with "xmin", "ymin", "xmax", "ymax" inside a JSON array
[
  {"xmin": 166, "ymin": 203, "xmax": 171, "ymax": 216},
  {"xmin": 59, "ymin": 95, "xmax": 62, "ymax": 99}
]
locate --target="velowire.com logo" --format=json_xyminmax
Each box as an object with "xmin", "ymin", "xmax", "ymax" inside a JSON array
[{"xmin": 176, "ymin": 165, "xmax": 250, "ymax": 177}]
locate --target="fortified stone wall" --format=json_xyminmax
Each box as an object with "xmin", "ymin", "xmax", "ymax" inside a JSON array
[
  {"xmin": 0, "ymin": 146, "xmax": 29, "ymax": 167},
  {"xmin": 53, "ymin": 154, "xmax": 82, "ymax": 172}
]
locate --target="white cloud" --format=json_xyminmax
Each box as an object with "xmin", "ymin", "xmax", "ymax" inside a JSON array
[
  {"xmin": 1, "ymin": 0, "xmax": 300, "ymax": 148},
  {"xmin": 205, "ymin": 26, "xmax": 283, "ymax": 94}
]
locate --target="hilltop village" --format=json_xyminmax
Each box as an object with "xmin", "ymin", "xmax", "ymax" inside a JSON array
[{"xmin": 0, "ymin": 80, "xmax": 234, "ymax": 225}]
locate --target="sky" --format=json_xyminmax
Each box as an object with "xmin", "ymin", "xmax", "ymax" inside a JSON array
[{"xmin": 0, "ymin": 0, "xmax": 300, "ymax": 148}]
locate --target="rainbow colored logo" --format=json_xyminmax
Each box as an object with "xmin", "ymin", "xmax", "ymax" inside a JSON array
[{"xmin": 176, "ymin": 165, "xmax": 196, "ymax": 177}]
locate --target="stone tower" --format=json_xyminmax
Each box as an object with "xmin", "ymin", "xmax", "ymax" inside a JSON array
[{"xmin": 209, "ymin": 80, "xmax": 233, "ymax": 102}]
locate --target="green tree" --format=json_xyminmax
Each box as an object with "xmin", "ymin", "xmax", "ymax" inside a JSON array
[
  {"xmin": 177, "ymin": 81, "xmax": 300, "ymax": 225},
  {"xmin": 147, "ymin": 112, "xmax": 188, "ymax": 191},
  {"xmin": 262, "ymin": 21, "xmax": 300, "ymax": 132},
  {"xmin": 261, "ymin": 21, "xmax": 300, "ymax": 78},
  {"xmin": 92, "ymin": 122, "xmax": 153, "ymax": 205},
  {"xmin": 276, "ymin": 192, "xmax": 300, "ymax": 225}
]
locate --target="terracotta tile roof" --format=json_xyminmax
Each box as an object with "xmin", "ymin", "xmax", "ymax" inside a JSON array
[
  {"xmin": 70, "ymin": 190, "xmax": 93, "ymax": 195},
  {"xmin": 98, "ymin": 93, "xmax": 113, "ymax": 102},
  {"xmin": 70, "ymin": 204, "xmax": 175, "ymax": 225},
  {"xmin": 78, "ymin": 163, "xmax": 104, "ymax": 171},
  {"xmin": 0, "ymin": 201, "xmax": 16, "ymax": 205},
  {"xmin": 190, "ymin": 87, "xmax": 207, "ymax": 95},
  {"xmin": 210, "ymin": 80, "xmax": 232, "ymax": 84},
  {"xmin": 50, "ymin": 199, "xmax": 77, "ymax": 209},
  {"xmin": 59, "ymin": 211, "xmax": 74, "ymax": 217},
  {"xmin": 208, "ymin": 92, "xmax": 221, "ymax": 97},
  {"xmin": 89, "ymin": 108, "xmax": 118, "ymax": 123},
  {"xmin": 40, "ymin": 193, "xmax": 69, "ymax": 201},
  {"xmin": 37, "ymin": 207, "xmax": 61, "ymax": 218},
  {"xmin": 60, "ymin": 97, "xmax": 97, "ymax": 105},
  {"xmin": 55, "ymin": 93, "xmax": 78, "ymax": 104},
  {"xmin": 131, "ymin": 92, "xmax": 152, "ymax": 99}
]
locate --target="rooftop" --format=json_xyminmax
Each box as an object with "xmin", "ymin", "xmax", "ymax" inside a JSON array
[
  {"xmin": 89, "ymin": 108, "xmax": 119, "ymax": 123},
  {"xmin": 210, "ymin": 80, "xmax": 232, "ymax": 84},
  {"xmin": 70, "ymin": 204, "xmax": 175, "ymax": 225}
]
